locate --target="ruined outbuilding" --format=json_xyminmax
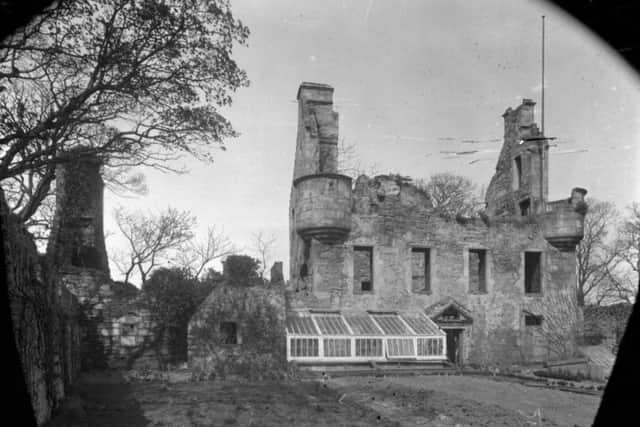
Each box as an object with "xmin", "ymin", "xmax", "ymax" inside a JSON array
[
  {"xmin": 287, "ymin": 82, "xmax": 587, "ymax": 366},
  {"xmin": 47, "ymin": 150, "xmax": 170, "ymax": 370},
  {"xmin": 188, "ymin": 260, "xmax": 286, "ymax": 379}
]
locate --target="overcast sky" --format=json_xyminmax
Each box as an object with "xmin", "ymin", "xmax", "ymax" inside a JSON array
[{"xmin": 103, "ymin": 0, "xmax": 640, "ymax": 284}]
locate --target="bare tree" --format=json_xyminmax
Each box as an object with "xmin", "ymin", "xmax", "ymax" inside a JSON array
[
  {"xmin": 603, "ymin": 203, "xmax": 640, "ymax": 304},
  {"xmin": 416, "ymin": 172, "xmax": 483, "ymax": 217},
  {"xmin": 2, "ymin": 173, "xmax": 56, "ymax": 251},
  {"xmin": 102, "ymin": 166, "xmax": 149, "ymax": 197},
  {"xmin": 337, "ymin": 138, "xmax": 380, "ymax": 178},
  {"xmin": 176, "ymin": 226, "xmax": 235, "ymax": 279},
  {"xmin": 113, "ymin": 206, "xmax": 196, "ymax": 285},
  {"xmin": 251, "ymin": 231, "xmax": 276, "ymax": 280},
  {"xmin": 618, "ymin": 203, "xmax": 640, "ymax": 276},
  {"xmin": 2, "ymin": 163, "xmax": 148, "ymax": 247},
  {"xmin": 0, "ymin": 0, "xmax": 249, "ymax": 224},
  {"xmin": 576, "ymin": 199, "xmax": 621, "ymax": 306}
]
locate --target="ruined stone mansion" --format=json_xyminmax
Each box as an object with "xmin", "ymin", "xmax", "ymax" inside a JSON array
[
  {"xmin": 285, "ymin": 82, "xmax": 587, "ymax": 366},
  {"xmin": 7, "ymin": 82, "xmax": 589, "ymax": 418}
]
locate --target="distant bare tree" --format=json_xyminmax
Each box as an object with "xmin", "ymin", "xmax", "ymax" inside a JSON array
[
  {"xmin": 102, "ymin": 167, "xmax": 149, "ymax": 197},
  {"xmin": 617, "ymin": 203, "xmax": 640, "ymax": 275},
  {"xmin": 416, "ymin": 172, "xmax": 483, "ymax": 217},
  {"xmin": 176, "ymin": 226, "xmax": 235, "ymax": 279},
  {"xmin": 576, "ymin": 200, "xmax": 621, "ymax": 306},
  {"xmin": 251, "ymin": 231, "xmax": 276, "ymax": 280},
  {"xmin": 337, "ymin": 138, "xmax": 380, "ymax": 178},
  {"xmin": 603, "ymin": 203, "xmax": 640, "ymax": 304},
  {"xmin": 113, "ymin": 207, "xmax": 196, "ymax": 285}
]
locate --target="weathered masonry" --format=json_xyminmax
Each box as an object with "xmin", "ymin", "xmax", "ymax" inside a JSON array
[
  {"xmin": 287, "ymin": 82, "xmax": 587, "ymax": 366},
  {"xmin": 47, "ymin": 150, "xmax": 170, "ymax": 370}
]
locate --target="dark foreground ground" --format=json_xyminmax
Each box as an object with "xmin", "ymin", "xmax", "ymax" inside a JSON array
[{"xmin": 46, "ymin": 371, "xmax": 601, "ymax": 427}]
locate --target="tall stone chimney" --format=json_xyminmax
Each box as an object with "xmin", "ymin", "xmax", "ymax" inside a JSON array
[
  {"xmin": 47, "ymin": 149, "xmax": 110, "ymax": 274},
  {"xmin": 293, "ymin": 82, "xmax": 339, "ymax": 180}
]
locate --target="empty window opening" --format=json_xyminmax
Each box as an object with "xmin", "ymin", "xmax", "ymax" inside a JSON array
[
  {"xmin": 525, "ymin": 314, "xmax": 543, "ymax": 326},
  {"xmin": 411, "ymin": 248, "xmax": 431, "ymax": 293},
  {"xmin": 300, "ymin": 239, "xmax": 311, "ymax": 279},
  {"xmin": 121, "ymin": 323, "xmax": 136, "ymax": 337},
  {"xmin": 354, "ymin": 246, "xmax": 373, "ymax": 293},
  {"xmin": 71, "ymin": 245, "xmax": 103, "ymax": 269},
  {"xmin": 524, "ymin": 252, "xmax": 542, "ymax": 293},
  {"xmin": 220, "ymin": 321, "xmax": 238, "ymax": 345},
  {"xmin": 514, "ymin": 155, "xmax": 523, "ymax": 189},
  {"xmin": 519, "ymin": 199, "xmax": 531, "ymax": 216},
  {"xmin": 468, "ymin": 249, "xmax": 487, "ymax": 293}
]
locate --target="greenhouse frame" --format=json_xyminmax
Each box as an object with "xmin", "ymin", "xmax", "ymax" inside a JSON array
[{"xmin": 286, "ymin": 310, "xmax": 447, "ymax": 362}]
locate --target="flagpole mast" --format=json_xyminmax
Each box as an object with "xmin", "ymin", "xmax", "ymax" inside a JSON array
[
  {"xmin": 540, "ymin": 15, "xmax": 546, "ymax": 212},
  {"xmin": 541, "ymin": 15, "xmax": 545, "ymax": 136}
]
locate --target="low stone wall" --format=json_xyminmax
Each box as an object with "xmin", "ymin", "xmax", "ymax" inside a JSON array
[{"xmin": 2, "ymin": 191, "xmax": 83, "ymax": 425}]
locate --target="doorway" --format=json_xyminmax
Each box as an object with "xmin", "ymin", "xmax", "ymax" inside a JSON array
[{"xmin": 445, "ymin": 328, "xmax": 463, "ymax": 364}]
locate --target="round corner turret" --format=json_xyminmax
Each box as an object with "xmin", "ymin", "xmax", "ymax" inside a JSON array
[
  {"xmin": 293, "ymin": 173, "xmax": 352, "ymax": 244},
  {"xmin": 542, "ymin": 188, "xmax": 588, "ymax": 251}
]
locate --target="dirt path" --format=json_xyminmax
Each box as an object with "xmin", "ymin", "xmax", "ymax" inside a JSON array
[{"xmin": 327, "ymin": 375, "xmax": 601, "ymax": 427}]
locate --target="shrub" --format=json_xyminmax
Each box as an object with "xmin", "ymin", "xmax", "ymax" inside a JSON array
[{"xmin": 533, "ymin": 368, "xmax": 588, "ymax": 382}]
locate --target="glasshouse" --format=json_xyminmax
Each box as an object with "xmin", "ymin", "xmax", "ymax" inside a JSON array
[{"xmin": 286, "ymin": 311, "xmax": 447, "ymax": 362}]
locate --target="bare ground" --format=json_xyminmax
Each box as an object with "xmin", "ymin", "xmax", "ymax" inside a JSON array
[
  {"xmin": 46, "ymin": 371, "xmax": 600, "ymax": 427},
  {"xmin": 46, "ymin": 371, "xmax": 399, "ymax": 427},
  {"xmin": 326, "ymin": 375, "xmax": 601, "ymax": 427}
]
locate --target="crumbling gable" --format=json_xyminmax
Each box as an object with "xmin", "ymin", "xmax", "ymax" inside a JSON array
[{"xmin": 486, "ymin": 99, "xmax": 548, "ymax": 218}]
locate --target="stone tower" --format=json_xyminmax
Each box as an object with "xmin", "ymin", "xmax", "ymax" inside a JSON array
[
  {"xmin": 289, "ymin": 82, "xmax": 353, "ymax": 283},
  {"xmin": 485, "ymin": 99, "xmax": 587, "ymax": 252},
  {"xmin": 486, "ymin": 99, "xmax": 549, "ymax": 217},
  {"xmin": 47, "ymin": 149, "xmax": 110, "ymax": 275}
]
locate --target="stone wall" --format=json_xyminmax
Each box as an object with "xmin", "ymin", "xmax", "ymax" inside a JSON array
[
  {"xmin": 288, "ymin": 84, "xmax": 586, "ymax": 368},
  {"xmin": 59, "ymin": 267, "xmax": 169, "ymax": 369},
  {"xmin": 289, "ymin": 174, "xmax": 582, "ymax": 366},
  {"xmin": 2, "ymin": 190, "xmax": 82, "ymax": 425},
  {"xmin": 188, "ymin": 281, "xmax": 286, "ymax": 379},
  {"xmin": 583, "ymin": 303, "xmax": 633, "ymax": 353},
  {"xmin": 47, "ymin": 152, "xmax": 171, "ymax": 371}
]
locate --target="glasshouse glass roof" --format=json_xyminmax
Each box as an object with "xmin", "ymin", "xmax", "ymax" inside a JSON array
[{"xmin": 286, "ymin": 311, "xmax": 444, "ymax": 337}]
